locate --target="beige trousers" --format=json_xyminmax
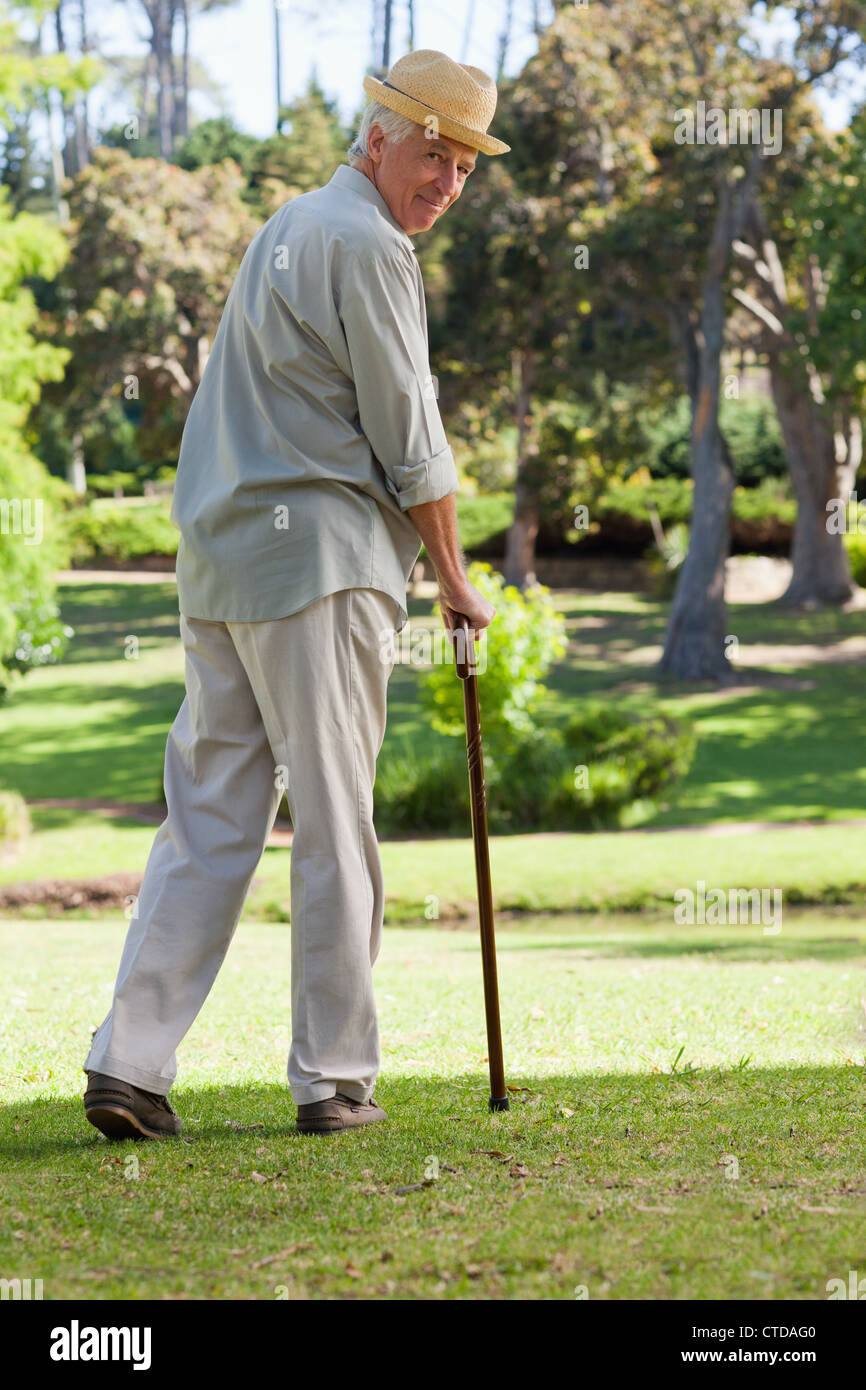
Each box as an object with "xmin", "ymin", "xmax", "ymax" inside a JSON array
[{"xmin": 84, "ymin": 587, "xmax": 399, "ymax": 1106}]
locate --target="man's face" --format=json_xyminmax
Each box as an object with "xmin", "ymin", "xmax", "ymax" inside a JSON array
[{"xmin": 366, "ymin": 124, "xmax": 477, "ymax": 234}]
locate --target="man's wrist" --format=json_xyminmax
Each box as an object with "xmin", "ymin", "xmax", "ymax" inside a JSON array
[{"xmin": 435, "ymin": 564, "xmax": 466, "ymax": 595}]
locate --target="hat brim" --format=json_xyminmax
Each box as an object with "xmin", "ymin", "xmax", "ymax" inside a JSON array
[{"xmin": 362, "ymin": 74, "xmax": 510, "ymax": 156}]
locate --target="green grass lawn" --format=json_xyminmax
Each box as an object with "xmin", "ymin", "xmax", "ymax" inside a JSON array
[
  {"xmin": 2, "ymin": 579, "xmax": 864, "ymax": 827},
  {"xmin": 2, "ymin": 913, "xmax": 864, "ymax": 1300},
  {"xmin": 1, "ymin": 578, "xmax": 865, "ymax": 918},
  {"xmin": 5, "ymin": 818, "xmax": 866, "ymax": 921}
]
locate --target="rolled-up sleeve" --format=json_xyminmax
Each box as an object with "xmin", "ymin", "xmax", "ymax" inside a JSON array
[{"xmin": 337, "ymin": 244, "xmax": 459, "ymax": 510}]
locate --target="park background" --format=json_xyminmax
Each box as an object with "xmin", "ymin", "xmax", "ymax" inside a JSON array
[{"xmin": 1, "ymin": 0, "xmax": 865, "ymax": 1301}]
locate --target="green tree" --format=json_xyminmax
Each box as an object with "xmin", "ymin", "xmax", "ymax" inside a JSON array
[
  {"xmin": 0, "ymin": 1, "xmax": 87, "ymax": 690},
  {"xmin": 426, "ymin": 8, "xmax": 672, "ymax": 591},
  {"xmin": 35, "ymin": 145, "xmax": 260, "ymax": 481},
  {"xmin": 174, "ymin": 114, "xmax": 258, "ymax": 171},
  {"xmin": 242, "ymin": 77, "xmax": 350, "ymax": 218},
  {"xmin": 732, "ymin": 104, "xmax": 866, "ymax": 606},
  {"xmin": 0, "ymin": 186, "xmax": 72, "ymax": 691}
]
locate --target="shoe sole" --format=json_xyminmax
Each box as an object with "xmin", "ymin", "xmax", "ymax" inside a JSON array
[
  {"xmin": 297, "ymin": 1112, "xmax": 387, "ymax": 1135},
  {"xmin": 85, "ymin": 1103, "xmax": 177, "ymax": 1141}
]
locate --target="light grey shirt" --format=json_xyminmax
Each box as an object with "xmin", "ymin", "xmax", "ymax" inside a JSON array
[{"xmin": 170, "ymin": 162, "xmax": 459, "ymax": 631}]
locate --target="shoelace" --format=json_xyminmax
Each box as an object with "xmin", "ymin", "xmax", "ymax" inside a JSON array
[{"xmin": 141, "ymin": 1089, "xmax": 174, "ymax": 1113}]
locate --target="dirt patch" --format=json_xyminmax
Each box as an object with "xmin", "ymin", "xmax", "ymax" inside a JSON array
[
  {"xmin": 735, "ymin": 636, "xmax": 866, "ymax": 667},
  {"xmin": 30, "ymin": 798, "xmax": 166, "ymax": 823},
  {"xmin": 0, "ymin": 872, "xmax": 142, "ymax": 914}
]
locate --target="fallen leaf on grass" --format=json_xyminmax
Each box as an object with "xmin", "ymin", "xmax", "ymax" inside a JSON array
[
  {"xmin": 251, "ymin": 1244, "xmax": 312, "ymax": 1268},
  {"xmin": 344, "ymin": 1264, "xmax": 364, "ymax": 1279},
  {"xmin": 509, "ymin": 1163, "xmax": 530, "ymax": 1178},
  {"xmin": 507, "ymin": 1085, "xmax": 534, "ymax": 1094},
  {"xmin": 470, "ymin": 1149, "xmax": 514, "ymax": 1162},
  {"xmin": 557, "ymin": 1106, "xmax": 575, "ymax": 1118},
  {"xmin": 393, "ymin": 1179, "xmax": 435, "ymax": 1194}
]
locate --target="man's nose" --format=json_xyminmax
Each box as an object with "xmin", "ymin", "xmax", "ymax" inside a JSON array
[{"xmin": 432, "ymin": 165, "xmax": 460, "ymax": 200}]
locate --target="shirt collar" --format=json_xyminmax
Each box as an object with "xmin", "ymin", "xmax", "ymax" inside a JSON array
[{"xmin": 328, "ymin": 163, "xmax": 416, "ymax": 251}]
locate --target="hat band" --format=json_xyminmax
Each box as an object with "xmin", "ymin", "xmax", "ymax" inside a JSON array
[
  {"xmin": 380, "ymin": 80, "xmax": 442, "ymax": 117},
  {"xmin": 380, "ymin": 79, "xmax": 480, "ymax": 130}
]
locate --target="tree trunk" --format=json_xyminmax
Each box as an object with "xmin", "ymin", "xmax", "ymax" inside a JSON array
[
  {"xmin": 659, "ymin": 242, "xmax": 735, "ymax": 681},
  {"xmin": 155, "ymin": 0, "xmax": 174, "ymax": 159},
  {"xmin": 770, "ymin": 364, "xmax": 859, "ymax": 606},
  {"xmin": 503, "ymin": 345, "xmax": 539, "ymax": 589},
  {"xmin": 67, "ymin": 432, "xmax": 87, "ymax": 496},
  {"xmin": 732, "ymin": 193, "xmax": 862, "ymax": 609},
  {"xmin": 39, "ymin": 15, "xmax": 69, "ymax": 221},
  {"xmin": 175, "ymin": 0, "xmax": 190, "ymax": 141},
  {"xmin": 658, "ymin": 362, "xmax": 736, "ymax": 680},
  {"xmin": 73, "ymin": 0, "xmax": 90, "ymax": 170},
  {"xmin": 139, "ymin": 42, "xmax": 157, "ymax": 139},
  {"xmin": 496, "ymin": 0, "xmax": 513, "ymax": 81},
  {"xmin": 54, "ymin": 0, "xmax": 77, "ymax": 177},
  {"xmin": 659, "ymin": 152, "xmax": 764, "ymax": 682}
]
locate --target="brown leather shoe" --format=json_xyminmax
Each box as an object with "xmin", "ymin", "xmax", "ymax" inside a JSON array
[
  {"xmin": 84, "ymin": 1072, "xmax": 181, "ymax": 1140},
  {"xmin": 296, "ymin": 1092, "xmax": 387, "ymax": 1134}
]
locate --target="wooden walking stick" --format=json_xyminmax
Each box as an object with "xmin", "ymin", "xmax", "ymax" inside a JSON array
[{"xmin": 453, "ymin": 612, "xmax": 508, "ymax": 1112}]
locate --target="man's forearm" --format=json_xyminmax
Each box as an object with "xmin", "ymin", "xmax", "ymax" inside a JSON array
[{"xmin": 406, "ymin": 494, "xmax": 466, "ymax": 587}]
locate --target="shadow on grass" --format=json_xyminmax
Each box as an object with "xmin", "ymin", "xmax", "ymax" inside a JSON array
[
  {"xmin": 494, "ymin": 930, "xmax": 866, "ymax": 963},
  {"xmin": 1, "ymin": 1064, "xmax": 863, "ymax": 1167},
  {"xmin": 0, "ymin": 679, "xmax": 183, "ymax": 803}
]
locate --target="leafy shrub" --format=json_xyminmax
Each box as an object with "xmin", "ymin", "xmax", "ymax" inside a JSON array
[
  {"xmin": 5, "ymin": 594, "xmax": 73, "ymax": 680},
  {"xmin": 731, "ymin": 477, "xmax": 796, "ymax": 524},
  {"xmin": 86, "ymin": 471, "xmax": 142, "ymax": 498},
  {"xmin": 596, "ymin": 474, "xmax": 693, "ymax": 528},
  {"xmin": 65, "ymin": 500, "xmax": 179, "ymax": 563},
  {"xmin": 422, "ymin": 562, "xmax": 568, "ymax": 746},
  {"xmin": 844, "ymin": 530, "xmax": 866, "ymax": 586},
  {"xmin": 559, "ymin": 705, "xmax": 696, "ymax": 826},
  {"xmin": 0, "ymin": 461, "xmax": 73, "ymax": 694},
  {"xmin": 0, "ymin": 789, "xmax": 31, "ymax": 858},
  {"xmin": 0, "ymin": 185, "xmax": 71, "ymax": 692},
  {"xmin": 598, "ymin": 475, "xmax": 795, "ymax": 532},
  {"xmin": 455, "ymin": 493, "xmax": 514, "ymax": 553},
  {"xmin": 645, "ymin": 395, "xmax": 787, "ymax": 483},
  {"xmin": 374, "ymin": 705, "xmax": 696, "ymax": 834},
  {"xmin": 375, "ymin": 744, "xmax": 472, "ymax": 835}
]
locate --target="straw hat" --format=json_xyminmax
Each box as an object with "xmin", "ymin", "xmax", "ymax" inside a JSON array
[{"xmin": 362, "ymin": 49, "xmax": 510, "ymax": 157}]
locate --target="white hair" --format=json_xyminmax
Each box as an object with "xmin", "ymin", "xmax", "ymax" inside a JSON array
[{"xmin": 347, "ymin": 99, "xmax": 420, "ymax": 163}]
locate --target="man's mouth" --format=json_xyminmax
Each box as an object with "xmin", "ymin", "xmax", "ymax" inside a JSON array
[{"xmin": 418, "ymin": 194, "xmax": 445, "ymax": 211}]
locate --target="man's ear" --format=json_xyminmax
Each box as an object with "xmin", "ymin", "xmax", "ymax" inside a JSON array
[{"xmin": 367, "ymin": 123, "xmax": 386, "ymax": 165}]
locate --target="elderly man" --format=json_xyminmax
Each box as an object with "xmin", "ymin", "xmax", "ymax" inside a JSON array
[{"xmin": 82, "ymin": 51, "xmax": 510, "ymax": 1137}]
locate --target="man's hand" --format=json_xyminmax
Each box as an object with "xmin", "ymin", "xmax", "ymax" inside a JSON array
[
  {"xmin": 406, "ymin": 494, "xmax": 496, "ymax": 646},
  {"xmin": 438, "ymin": 575, "xmax": 496, "ymax": 640}
]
